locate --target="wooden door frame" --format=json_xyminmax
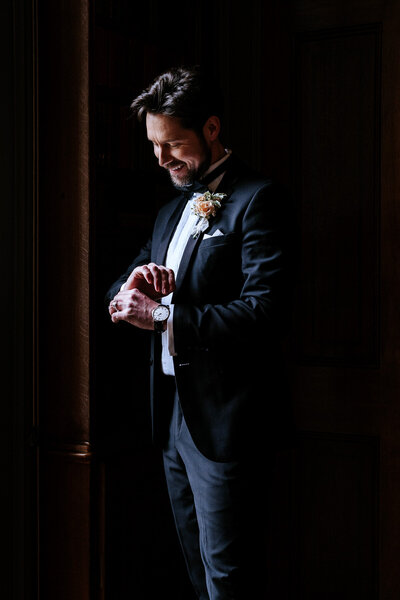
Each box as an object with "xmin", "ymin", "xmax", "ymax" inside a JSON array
[{"xmin": 37, "ymin": 1, "xmax": 95, "ymax": 599}]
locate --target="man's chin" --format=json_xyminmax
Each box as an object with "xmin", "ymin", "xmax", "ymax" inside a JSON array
[{"xmin": 169, "ymin": 172, "xmax": 194, "ymax": 188}]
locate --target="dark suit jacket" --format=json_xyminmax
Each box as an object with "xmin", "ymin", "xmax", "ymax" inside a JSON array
[{"xmin": 107, "ymin": 155, "xmax": 293, "ymax": 462}]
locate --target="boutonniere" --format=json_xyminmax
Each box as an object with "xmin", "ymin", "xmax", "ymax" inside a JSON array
[{"xmin": 191, "ymin": 191, "xmax": 227, "ymax": 238}]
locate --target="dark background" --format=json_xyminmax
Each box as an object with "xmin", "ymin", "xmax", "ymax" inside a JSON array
[
  {"xmin": 92, "ymin": 4, "xmax": 293, "ymax": 596},
  {"xmin": 3, "ymin": 0, "xmax": 400, "ymax": 599}
]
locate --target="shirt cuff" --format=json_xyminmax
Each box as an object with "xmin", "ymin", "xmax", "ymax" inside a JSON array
[{"xmin": 167, "ymin": 305, "xmax": 176, "ymax": 356}]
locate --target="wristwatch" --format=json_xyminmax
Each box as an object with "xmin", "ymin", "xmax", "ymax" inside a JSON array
[{"xmin": 151, "ymin": 304, "xmax": 170, "ymax": 333}]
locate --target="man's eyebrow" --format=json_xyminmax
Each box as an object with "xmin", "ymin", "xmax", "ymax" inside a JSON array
[{"xmin": 148, "ymin": 138, "xmax": 183, "ymax": 143}]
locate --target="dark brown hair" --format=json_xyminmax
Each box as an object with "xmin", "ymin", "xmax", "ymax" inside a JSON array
[{"xmin": 130, "ymin": 65, "xmax": 224, "ymax": 134}]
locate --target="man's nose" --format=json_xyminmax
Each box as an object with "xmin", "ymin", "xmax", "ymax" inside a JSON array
[{"xmin": 158, "ymin": 146, "xmax": 172, "ymax": 167}]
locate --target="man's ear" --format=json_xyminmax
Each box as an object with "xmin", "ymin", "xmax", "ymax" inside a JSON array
[{"xmin": 203, "ymin": 116, "xmax": 221, "ymax": 142}]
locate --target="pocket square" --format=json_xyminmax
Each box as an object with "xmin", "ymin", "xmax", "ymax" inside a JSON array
[{"xmin": 203, "ymin": 229, "xmax": 224, "ymax": 239}]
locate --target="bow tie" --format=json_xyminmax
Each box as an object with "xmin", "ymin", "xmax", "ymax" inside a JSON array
[
  {"xmin": 174, "ymin": 154, "xmax": 233, "ymax": 199},
  {"xmin": 179, "ymin": 180, "xmax": 209, "ymax": 199}
]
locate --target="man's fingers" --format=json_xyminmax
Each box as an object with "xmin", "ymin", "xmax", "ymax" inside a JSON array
[
  {"xmin": 150, "ymin": 263, "xmax": 169, "ymax": 293},
  {"xmin": 146, "ymin": 263, "xmax": 173, "ymax": 294},
  {"xmin": 160, "ymin": 268, "xmax": 175, "ymax": 295},
  {"xmin": 109, "ymin": 297, "xmax": 126, "ymax": 317},
  {"xmin": 111, "ymin": 305, "xmax": 129, "ymax": 323},
  {"xmin": 108, "ymin": 299, "xmax": 119, "ymax": 315},
  {"xmin": 151, "ymin": 264, "xmax": 175, "ymax": 295},
  {"xmin": 108, "ymin": 287, "xmax": 157, "ymax": 330},
  {"xmin": 168, "ymin": 269, "xmax": 176, "ymax": 293},
  {"xmin": 135, "ymin": 263, "xmax": 161, "ymax": 291},
  {"xmin": 145, "ymin": 264, "xmax": 159, "ymax": 292},
  {"xmin": 122, "ymin": 264, "xmax": 176, "ymax": 298},
  {"xmin": 138, "ymin": 264, "xmax": 154, "ymax": 285},
  {"xmin": 160, "ymin": 268, "xmax": 170, "ymax": 295}
]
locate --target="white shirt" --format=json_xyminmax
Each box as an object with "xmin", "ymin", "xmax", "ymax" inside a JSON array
[{"xmin": 161, "ymin": 149, "xmax": 232, "ymax": 375}]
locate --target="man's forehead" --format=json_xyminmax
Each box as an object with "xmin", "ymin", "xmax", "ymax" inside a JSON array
[{"xmin": 146, "ymin": 113, "xmax": 190, "ymax": 140}]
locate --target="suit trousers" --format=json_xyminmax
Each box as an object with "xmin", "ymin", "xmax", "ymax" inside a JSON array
[{"xmin": 162, "ymin": 385, "xmax": 268, "ymax": 599}]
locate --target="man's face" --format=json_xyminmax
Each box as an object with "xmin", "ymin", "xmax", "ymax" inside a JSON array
[{"xmin": 146, "ymin": 113, "xmax": 211, "ymax": 187}]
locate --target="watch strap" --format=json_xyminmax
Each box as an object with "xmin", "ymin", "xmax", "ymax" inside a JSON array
[{"xmin": 154, "ymin": 319, "xmax": 166, "ymax": 333}]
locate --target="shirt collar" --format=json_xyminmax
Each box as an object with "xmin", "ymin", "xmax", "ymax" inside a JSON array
[{"xmin": 200, "ymin": 149, "xmax": 232, "ymax": 192}]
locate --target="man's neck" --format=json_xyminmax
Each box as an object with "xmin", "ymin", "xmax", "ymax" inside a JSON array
[
  {"xmin": 201, "ymin": 149, "xmax": 232, "ymax": 180},
  {"xmin": 210, "ymin": 141, "xmax": 227, "ymax": 165}
]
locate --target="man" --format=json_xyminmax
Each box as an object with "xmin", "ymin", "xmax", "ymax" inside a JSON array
[{"xmin": 106, "ymin": 65, "xmax": 292, "ymax": 599}]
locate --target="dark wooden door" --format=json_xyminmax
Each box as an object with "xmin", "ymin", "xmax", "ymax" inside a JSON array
[{"xmin": 263, "ymin": 2, "xmax": 400, "ymax": 598}]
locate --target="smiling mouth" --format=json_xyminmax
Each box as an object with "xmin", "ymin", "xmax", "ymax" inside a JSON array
[{"xmin": 169, "ymin": 164, "xmax": 185, "ymax": 174}]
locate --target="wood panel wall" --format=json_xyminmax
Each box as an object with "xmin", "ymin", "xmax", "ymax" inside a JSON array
[
  {"xmin": 289, "ymin": 2, "xmax": 400, "ymax": 599},
  {"xmin": 38, "ymin": 2, "xmax": 92, "ymax": 598},
  {"xmin": 294, "ymin": 24, "xmax": 381, "ymax": 366}
]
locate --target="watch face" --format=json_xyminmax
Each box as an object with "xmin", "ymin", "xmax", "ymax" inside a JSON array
[{"xmin": 153, "ymin": 305, "xmax": 170, "ymax": 322}]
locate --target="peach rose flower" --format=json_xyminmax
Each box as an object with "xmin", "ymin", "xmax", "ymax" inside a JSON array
[
  {"xmin": 191, "ymin": 190, "xmax": 226, "ymax": 238},
  {"xmin": 196, "ymin": 197, "xmax": 218, "ymax": 218}
]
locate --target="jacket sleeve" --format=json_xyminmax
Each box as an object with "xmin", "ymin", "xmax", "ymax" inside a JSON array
[
  {"xmin": 104, "ymin": 237, "xmax": 152, "ymax": 304},
  {"xmin": 172, "ymin": 182, "xmax": 293, "ymax": 352}
]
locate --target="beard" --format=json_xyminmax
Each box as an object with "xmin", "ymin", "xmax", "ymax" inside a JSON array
[{"xmin": 168, "ymin": 139, "xmax": 212, "ymax": 189}]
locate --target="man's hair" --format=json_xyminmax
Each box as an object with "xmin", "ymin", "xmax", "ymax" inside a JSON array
[{"xmin": 130, "ymin": 65, "xmax": 224, "ymax": 134}]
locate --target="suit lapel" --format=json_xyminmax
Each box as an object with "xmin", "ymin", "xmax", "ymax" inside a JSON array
[
  {"xmin": 155, "ymin": 194, "xmax": 187, "ymax": 265},
  {"xmin": 172, "ymin": 233, "xmax": 201, "ymax": 299},
  {"xmin": 164, "ymin": 155, "xmax": 241, "ymax": 299},
  {"xmin": 172, "ymin": 186, "xmax": 236, "ymax": 300}
]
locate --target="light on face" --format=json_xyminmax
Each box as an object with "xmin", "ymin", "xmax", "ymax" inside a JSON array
[{"xmin": 146, "ymin": 113, "xmax": 212, "ymax": 187}]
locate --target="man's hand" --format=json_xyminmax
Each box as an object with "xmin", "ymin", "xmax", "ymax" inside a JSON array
[
  {"xmin": 108, "ymin": 288, "xmax": 160, "ymax": 330},
  {"xmin": 124, "ymin": 263, "xmax": 175, "ymax": 299}
]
